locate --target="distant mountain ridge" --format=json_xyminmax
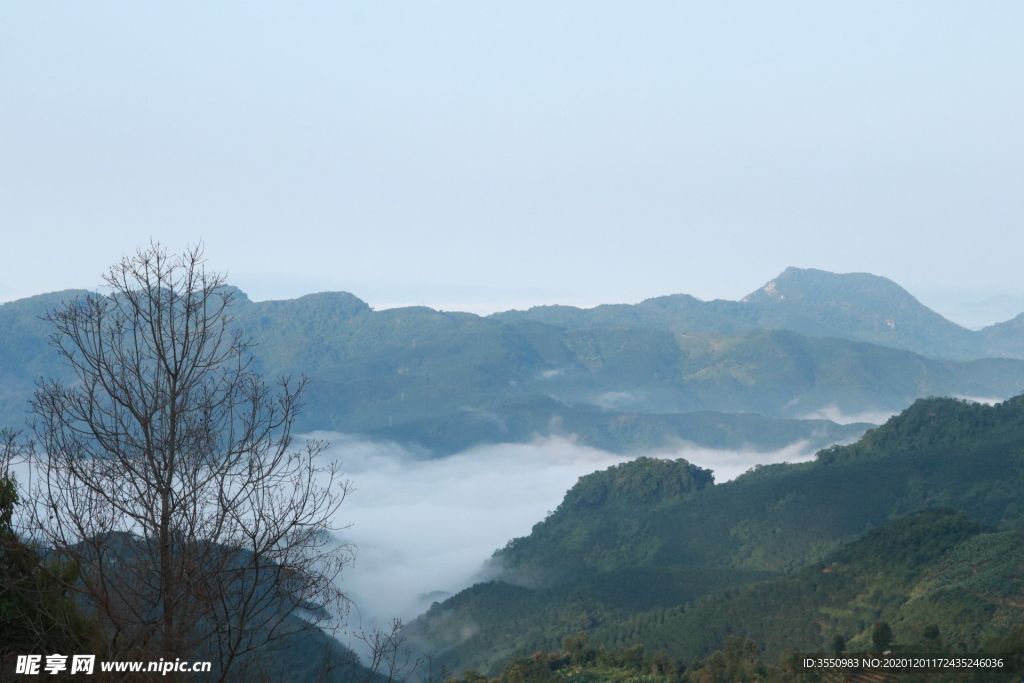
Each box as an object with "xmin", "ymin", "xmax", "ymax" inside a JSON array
[
  {"xmin": 2, "ymin": 269, "xmax": 1023, "ymax": 454},
  {"xmin": 493, "ymin": 267, "xmax": 1024, "ymax": 360}
]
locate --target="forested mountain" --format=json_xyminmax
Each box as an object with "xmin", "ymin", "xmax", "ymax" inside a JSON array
[
  {"xmin": 415, "ymin": 510, "xmax": 1024, "ymax": 673},
  {"xmin": 3, "ymin": 279, "xmax": 1024, "ymax": 455},
  {"xmin": 493, "ymin": 268, "xmax": 1024, "ymax": 360},
  {"xmin": 599, "ymin": 510, "xmax": 1023, "ymax": 661},
  {"xmin": 0, "ymin": 290, "xmax": 92, "ymax": 429},
  {"xmin": 407, "ymin": 396, "xmax": 1024, "ymax": 673},
  {"xmin": 980, "ymin": 311, "xmax": 1024, "ymax": 356}
]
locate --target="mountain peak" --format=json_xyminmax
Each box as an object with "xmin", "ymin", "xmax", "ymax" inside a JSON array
[
  {"xmin": 218, "ymin": 285, "xmax": 252, "ymax": 306},
  {"xmin": 738, "ymin": 268, "xmax": 978, "ymax": 358},
  {"xmin": 743, "ymin": 268, "xmax": 914, "ymax": 304}
]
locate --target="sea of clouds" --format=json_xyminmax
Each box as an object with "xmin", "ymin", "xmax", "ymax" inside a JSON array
[
  {"xmin": 311, "ymin": 433, "xmax": 826, "ymax": 633},
  {"xmin": 2, "ymin": 430, "xmax": 845, "ymax": 648}
]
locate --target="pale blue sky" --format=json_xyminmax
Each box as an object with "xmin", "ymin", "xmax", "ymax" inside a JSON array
[{"xmin": 2, "ymin": 2, "xmax": 1022, "ymax": 324}]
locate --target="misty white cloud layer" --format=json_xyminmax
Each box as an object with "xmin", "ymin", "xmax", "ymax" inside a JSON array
[
  {"xmin": 952, "ymin": 395, "xmax": 1006, "ymax": 406},
  {"xmin": 310, "ymin": 433, "xmax": 827, "ymax": 632},
  {"xmin": 800, "ymin": 405, "xmax": 897, "ymax": 426},
  {"xmin": 4, "ymin": 431, "xmax": 843, "ymax": 648},
  {"xmin": 802, "ymin": 397, "xmax": 1011, "ymax": 426},
  {"xmin": 308, "ymin": 435, "xmax": 631, "ymax": 629}
]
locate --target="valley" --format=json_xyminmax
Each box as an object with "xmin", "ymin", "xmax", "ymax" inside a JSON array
[{"xmin": 3, "ymin": 267, "xmax": 1024, "ymax": 682}]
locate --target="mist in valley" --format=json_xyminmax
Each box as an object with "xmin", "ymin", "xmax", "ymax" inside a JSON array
[
  {"xmin": 315, "ymin": 432, "xmax": 841, "ymax": 634},
  {"xmin": 799, "ymin": 405, "xmax": 896, "ymax": 426}
]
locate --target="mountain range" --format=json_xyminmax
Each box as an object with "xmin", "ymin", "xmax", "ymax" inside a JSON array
[
  {"xmin": 494, "ymin": 267, "xmax": 1024, "ymax": 360},
  {"xmin": 2, "ymin": 268, "xmax": 1023, "ymax": 456},
  {"xmin": 4, "ymin": 267, "xmax": 1024, "ymax": 680}
]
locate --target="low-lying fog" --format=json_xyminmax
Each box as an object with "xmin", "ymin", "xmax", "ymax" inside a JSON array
[
  {"xmin": 4, "ymin": 431, "xmax": 853, "ymax": 648},
  {"xmin": 799, "ymin": 405, "xmax": 895, "ymax": 425},
  {"xmin": 314, "ymin": 433, "xmax": 830, "ymax": 633},
  {"xmin": 801, "ymin": 396, "xmax": 1005, "ymax": 426}
]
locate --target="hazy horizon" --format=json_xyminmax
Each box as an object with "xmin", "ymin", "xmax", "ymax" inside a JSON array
[
  {"xmin": 6, "ymin": 266, "xmax": 1022, "ymax": 331},
  {"xmin": 3, "ymin": 2, "xmax": 1022, "ymax": 327}
]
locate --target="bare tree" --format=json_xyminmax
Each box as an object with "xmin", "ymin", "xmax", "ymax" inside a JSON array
[
  {"xmin": 26, "ymin": 244, "xmax": 353, "ymax": 681},
  {"xmin": 353, "ymin": 619, "xmax": 450, "ymax": 683}
]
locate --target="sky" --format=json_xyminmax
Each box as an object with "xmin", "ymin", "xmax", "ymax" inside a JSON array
[{"xmin": 2, "ymin": 2, "xmax": 1023, "ymax": 324}]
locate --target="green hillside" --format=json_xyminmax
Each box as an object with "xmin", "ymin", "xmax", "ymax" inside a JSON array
[
  {"xmin": 438, "ymin": 513, "xmax": 1024, "ymax": 683},
  {"xmin": 410, "ymin": 565, "xmax": 777, "ymax": 675},
  {"xmin": 412, "ymin": 510, "xmax": 1024, "ymax": 675},
  {"xmin": 595, "ymin": 509, "xmax": 1017, "ymax": 660},
  {"xmin": 407, "ymin": 396, "xmax": 1024, "ymax": 673}
]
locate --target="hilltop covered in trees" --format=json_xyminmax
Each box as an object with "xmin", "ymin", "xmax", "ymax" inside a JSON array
[{"xmin": 409, "ymin": 396, "xmax": 1024, "ymax": 675}]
